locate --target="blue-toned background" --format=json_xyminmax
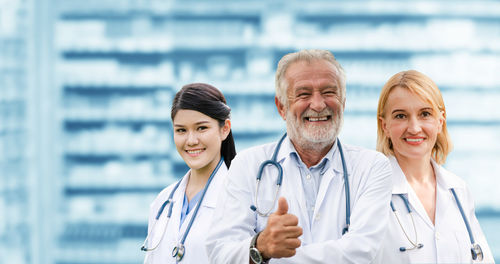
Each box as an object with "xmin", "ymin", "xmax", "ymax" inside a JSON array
[{"xmin": 1, "ymin": 0, "xmax": 499, "ymax": 263}]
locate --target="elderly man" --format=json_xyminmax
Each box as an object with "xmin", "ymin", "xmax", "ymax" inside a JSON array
[{"xmin": 206, "ymin": 49, "xmax": 392, "ymax": 263}]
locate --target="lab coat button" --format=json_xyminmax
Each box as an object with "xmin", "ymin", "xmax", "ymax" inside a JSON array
[
  {"xmin": 306, "ymin": 174, "xmax": 311, "ymax": 180},
  {"xmin": 435, "ymin": 232, "xmax": 440, "ymax": 240},
  {"xmin": 315, "ymin": 213, "xmax": 321, "ymax": 221}
]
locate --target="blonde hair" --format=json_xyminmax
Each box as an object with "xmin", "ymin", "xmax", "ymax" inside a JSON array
[
  {"xmin": 275, "ymin": 49, "xmax": 346, "ymax": 106},
  {"xmin": 376, "ymin": 70, "xmax": 452, "ymax": 164}
]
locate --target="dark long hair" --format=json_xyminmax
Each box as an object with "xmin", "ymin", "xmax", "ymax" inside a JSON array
[{"xmin": 171, "ymin": 83, "xmax": 236, "ymax": 167}]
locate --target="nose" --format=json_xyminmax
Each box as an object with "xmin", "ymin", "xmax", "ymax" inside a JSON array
[
  {"xmin": 186, "ymin": 131, "xmax": 199, "ymax": 146},
  {"xmin": 309, "ymin": 91, "xmax": 326, "ymax": 112},
  {"xmin": 407, "ymin": 116, "xmax": 422, "ymax": 134}
]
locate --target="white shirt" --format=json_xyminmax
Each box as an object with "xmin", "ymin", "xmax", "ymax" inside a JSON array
[
  {"xmin": 143, "ymin": 164, "xmax": 228, "ymax": 264},
  {"xmin": 378, "ymin": 156, "xmax": 495, "ymax": 263},
  {"xmin": 206, "ymin": 136, "xmax": 392, "ymax": 264}
]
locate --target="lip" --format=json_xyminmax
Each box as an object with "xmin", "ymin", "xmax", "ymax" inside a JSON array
[
  {"xmin": 185, "ymin": 148, "xmax": 205, "ymax": 157},
  {"xmin": 404, "ymin": 137, "xmax": 425, "ymax": 145}
]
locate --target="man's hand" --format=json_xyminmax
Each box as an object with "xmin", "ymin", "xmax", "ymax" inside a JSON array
[{"xmin": 257, "ymin": 197, "xmax": 303, "ymax": 259}]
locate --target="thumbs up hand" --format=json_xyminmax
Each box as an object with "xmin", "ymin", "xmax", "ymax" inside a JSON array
[
  {"xmin": 275, "ymin": 196, "xmax": 289, "ymax": 215},
  {"xmin": 256, "ymin": 197, "xmax": 303, "ymax": 259}
]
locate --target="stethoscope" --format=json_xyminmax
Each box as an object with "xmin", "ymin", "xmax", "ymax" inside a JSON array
[
  {"xmin": 391, "ymin": 188, "xmax": 483, "ymax": 261},
  {"xmin": 141, "ymin": 158, "xmax": 224, "ymax": 262},
  {"xmin": 250, "ymin": 133, "xmax": 351, "ymax": 235}
]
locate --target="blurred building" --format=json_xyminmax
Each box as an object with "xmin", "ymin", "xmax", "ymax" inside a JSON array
[{"xmin": 1, "ymin": 0, "xmax": 499, "ymax": 263}]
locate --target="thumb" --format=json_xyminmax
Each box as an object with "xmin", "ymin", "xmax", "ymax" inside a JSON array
[{"xmin": 275, "ymin": 197, "xmax": 288, "ymax": 215}]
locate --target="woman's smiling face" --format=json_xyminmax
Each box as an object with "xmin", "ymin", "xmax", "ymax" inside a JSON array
[
  {"xmin": 380, "ymin": 87, "xmax": 444, "ymax": 161},
  {"xmin": 173, "ymin": 109, "xmax": 229, "ymax": 173}
]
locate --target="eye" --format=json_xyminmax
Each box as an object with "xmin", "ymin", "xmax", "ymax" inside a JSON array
[
  {"xmin": 175, "ymin": 128, "xmax": 186, "ymax": 133},
  {"xmin": 322, "ymin": 88, "xmax": 337, "ymax": 95},
  {"xmin": 197, "ymin": 126, "xmax": 208, "ymax": 131},
  {"xmin": 394, "ymin": 113, "xmax": 406, "ymax": 119},
  {"xmin": 421, "ymin": 111, "xmax": 432, "ymax": 118},
  {"xmin": 297, "ymin": 92, "xmax": 310, "ymax": 98}
]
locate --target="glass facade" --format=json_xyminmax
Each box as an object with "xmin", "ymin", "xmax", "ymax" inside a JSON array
[{"xmin": 1, "ymin": 0, "xmax": 499, "ymax": 263}]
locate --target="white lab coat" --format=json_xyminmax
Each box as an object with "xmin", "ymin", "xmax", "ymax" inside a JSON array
[
  {"xmin": 378, "ymin": 156, "xmax": 495, "ymax": 263},
  {"xmin": 143, "ymin": 164, "xmax": 228, "ymax": 264},
  {"xmin": 206, "ymin": 136, "xmax": 393, "ymax": 264}
]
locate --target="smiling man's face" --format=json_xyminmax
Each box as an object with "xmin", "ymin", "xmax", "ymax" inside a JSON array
[{"xmin": 278, "ymin": 59, "xmax": 344, "ymax": 149}]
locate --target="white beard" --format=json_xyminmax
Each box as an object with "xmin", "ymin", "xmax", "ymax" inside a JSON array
[{"xmin": 286, "ymin": 107, "xmax": 343, "ymax": 150}]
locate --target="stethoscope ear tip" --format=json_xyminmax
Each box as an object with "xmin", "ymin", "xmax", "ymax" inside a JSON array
[
  {"xmin": 250, "ymin": 205, "xmax": 257, "ymax": 211},
  {"xmin": 399, "ymin": 247, "xmax": 406, "ymax": 252}
]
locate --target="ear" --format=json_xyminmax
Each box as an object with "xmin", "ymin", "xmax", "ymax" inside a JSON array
[
  {"xmin": 437, "ymin": 110, "xmax": 445, "ymax": 133},
  {"xmin": 220, "ymin": 119, "xmax": 231, "ymax": 141},
  {"xmin": 379, "ymin": 116, "xmax": 389, "ymax": 137},
  {"xmin": 275, "ymin": 97, "xmax": 287, "ymax": 120}
]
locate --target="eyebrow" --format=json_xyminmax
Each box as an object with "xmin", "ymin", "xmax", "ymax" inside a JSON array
[
  {"xmin": 295, "ymin": 85, "xmax": 338, "ymax": 92},
  {"xmin": 391, "ymin": 107, "xmax": 433, "ymax": 115},
  {"xmin": 173, "ymin": 120, "xmax": 210, "ymax": 127}
]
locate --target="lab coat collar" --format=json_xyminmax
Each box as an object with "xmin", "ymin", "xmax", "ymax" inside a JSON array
[
  {"xmin": 276, "ymin": 135, "xmax": 337, "ymax": 172},
  {"xmin": 388, "ymin": 155, "xmax": 409, "ymax": 195},
  {"xmin": 389, "ymin": 156, "xmax": 465, "ymax": 193},
  {"xmin": 432, "ymin": 159, "xmax": 465, "ymax": 190},
  {"xmin": 202, "ymin": 163, "xmax": 228, "ymax": 208},
  {"xmin": 175, "ymin": 161, "xmax": 228, "ymax": 208}
]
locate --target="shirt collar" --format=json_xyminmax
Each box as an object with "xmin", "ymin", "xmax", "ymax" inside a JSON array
[{"xmin": 277, "ymin": 135, "xmax": 337, "ymax": 173}]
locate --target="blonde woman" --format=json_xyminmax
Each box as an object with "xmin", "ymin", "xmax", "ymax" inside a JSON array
[{"xmin": 376, "ymin": 70, "xmax": 494, "ymax": 263}]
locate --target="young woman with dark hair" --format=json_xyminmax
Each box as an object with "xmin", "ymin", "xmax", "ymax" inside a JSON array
[{"xmin": 143, "ymin": 83, "xmax": 236, "ymax": 264}]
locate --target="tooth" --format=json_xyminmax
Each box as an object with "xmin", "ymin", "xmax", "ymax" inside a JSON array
[{"xmin": 308, "ymin": 117, "xmax": 327, "ymax": 122}]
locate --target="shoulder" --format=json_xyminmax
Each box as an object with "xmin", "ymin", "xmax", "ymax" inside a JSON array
[
  {"xmin": 339, "ymin": 143, "xmax": 392, "ymax": 186},
  {"xmin": 341, "ymin": 143, "xmax": 389, "ymax": 167},
  {"xmin": 149, "ymin": 179, "xmax": 183, "ymax": 210},
  {"xmin": 438, "ymin": 164, "xmax": 468, "ymax": 190},
  {"xmin": 231, "ymin": 141, "xmax": 278, "ymax": 164}
]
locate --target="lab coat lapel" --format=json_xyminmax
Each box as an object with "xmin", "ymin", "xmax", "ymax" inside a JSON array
[
  {"xmin": 282, "ymin": 156, "xmax": 310, "ymax": 229},
  {"xmin": 279, "ymin": 138, "xmax": 310, "ymax": 230},
  {"xmin": 202, "ymin": 164, "xmax": 228, "ymax": 208},
  {"xmin": 314, "ymin": 142, "xmax": 339, "ymax": 223},
  {"xmin": 406, "ymin": 186, "xmax": 434, "ymax": 229},
  {"xmin": 172, "ymin": 173, "xmax": 188, "ymax": 242},
  {"xmin": 389, "ymin": 156, "xmax": 434, "ymax": 229},
  {"xmin": 177, "ymin": 164, "xmax": 228, "ymax": 242},
  {"xmin": 150, "ymin": 173, "xmax": 188, "ymax": 249},
  {"xmin": 433, "ymin": 161, "xmax": 464, "ymax": 229}
]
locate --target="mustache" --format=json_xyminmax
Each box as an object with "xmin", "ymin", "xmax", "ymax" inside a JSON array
[{"xmin": 301, "ymin": 108, "xmax": 335, "ymax": 119}]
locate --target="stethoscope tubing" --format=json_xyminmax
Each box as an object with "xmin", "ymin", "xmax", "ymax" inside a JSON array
[
  {"xmin": 141, "ymin": 181, "xmax": 182, "ymax": 252},
  {"xmin": 392, "ymin": 188, "xmax": 482, "ymax": 260},
  {"xmin": 251, "ymin": 134, "xmax": 351, "ymax": 234},
  {"xmin": 251, "ymin": 133, "xmax": 286, "ymax": 216},
  {"xmin": 141, "ymin": 158, "xmax": 224, "ymax": 256}
]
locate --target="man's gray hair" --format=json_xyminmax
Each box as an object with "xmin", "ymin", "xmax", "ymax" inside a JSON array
[{"xmin": 275, "ymin": 49, "xmax": 346, "ymax": 106}]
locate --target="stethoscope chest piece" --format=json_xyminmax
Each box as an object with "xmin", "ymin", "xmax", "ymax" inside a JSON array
[
  {"xmin": 172, "ymin": 244, "xmax": 185, "ymax": 262},
  {"xmin": 471, "ymin": 243, "xmax": 483, "ymax": 261}
]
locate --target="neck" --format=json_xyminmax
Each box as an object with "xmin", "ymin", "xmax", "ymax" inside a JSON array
[
  {"xmin": 186, "ymin": 158, "xmax": 220, "ymax": 200},
  {"xmin": 395, "ymin": 153, "xmax": 435, "ymax": 185},
  {"xmin": 292, "ymin": 140, "xmax": 333, "ymax": 168}
]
